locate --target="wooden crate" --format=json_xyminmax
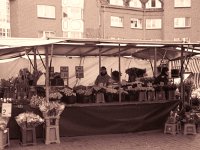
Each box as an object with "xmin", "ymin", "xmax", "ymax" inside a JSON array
[
  {"xmin": 20, "ymin": 127, "xmax": 36, "ymax": 146},
  {"xmin": 45, "ymin": 125, "xmax": 60, "ymax": 144},
  {"xmin": 0, "ymin": 128, "xmax": 9, "ymax": 149},
  {"xmin": 45, "ymin": 116, "xmax": 60, "ymax": 127}
]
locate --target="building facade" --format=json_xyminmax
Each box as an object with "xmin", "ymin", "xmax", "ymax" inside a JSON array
[
  {"xmin": 4, "ymin": 0, "xmax": 200, "ymax": 42},
  {"xmin": 0, "ymin": 0, "xmax": 11, "ymax": 38}
]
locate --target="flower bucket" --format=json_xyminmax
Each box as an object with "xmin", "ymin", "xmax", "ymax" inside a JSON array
[
  {"xmin": 128, "ymin": 91, "xmax": 139, "ymax": 101},
  {"xmin": 156, "ymin": 90, "xmax": 166, "ymax": 100},
  {"xmin": 77, "ymin": 94, "xmax": 91, "ymax": 103},
  {"xmin": 166, "ymin": 90, "xmax": 176, "ymax": 100},
  {"xmin": 105, "ymin": 93, "xmax": 115, "ymax": 102},
  {"xmin": 61, "ymin": 95, "xmax": 76, "ymax": 104},
  {"xmin": 138, "ymin": 91, "xmax": 147, "ymax": 101},
  {"xmin": 147, "ymin": 91, "xmax": 155, "ymax": 101}
]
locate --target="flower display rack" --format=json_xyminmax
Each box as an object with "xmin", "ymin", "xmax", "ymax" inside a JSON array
[
  {"xmin": 20, "ymin": 127, "xmax": 36, "ymax": 146},
  {"xmin": 155, "ymin": 91, "xmax": 166, "ymax": 100},
  {"xmin": 164, "ymin": 123, "xmax": 179, "ymax": 135},
  {"xmin": 0, "ymin": 128, "xmax": 9, "ymax": 149},
  {"xmin": 183, "ymin": 123, "xmax": 197, "ymax": 135},
  {"xmin": 44, "ymin": 116, "xmax": 60, "ymax": 145}
]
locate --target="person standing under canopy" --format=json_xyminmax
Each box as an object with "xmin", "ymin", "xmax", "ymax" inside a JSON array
[
  {"xmin": 94, "ymin": 66, "xmax": 111, "ymax": 103},
  {"xmin": 95, "ymin": 66, "xmax": 111, "ymax": 87}
]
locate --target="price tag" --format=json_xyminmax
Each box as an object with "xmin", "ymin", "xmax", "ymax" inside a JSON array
[
  {"xmin": 75, "ymin": 66, "xmax": 84, "ymax": 78},
  {"xmin": 60, "ymin": 66, "xmax": 69, "ymax": 79},
  {"xmin": 2, "ymin": 103, "xmax": 12, "ymax": 117}
]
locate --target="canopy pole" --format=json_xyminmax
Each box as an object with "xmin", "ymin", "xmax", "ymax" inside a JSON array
[
  {"xmin": 180, "ymin": 45, "xmax": 185, "ymax": 106},
  {"xmin": 118, "ymin": 44, "xmax": 121, "ymax": 103},
  {"xmin": 99, "ymin": 47, "xmax": 102, "ymax": 73},
  {"xmin": 154, "ymin": 47, "xmax": 157, "ymax": 77},
  {"xmin": 33, "ymin": 47, "xmax": 37, "ymax": 71},
  {"xmin": 36, "ymin": 48, "xmax": 46, "ymax": 69},
  {"xmin": 45, "ymin": 46, "xmax": 49, "ymax": 103}
]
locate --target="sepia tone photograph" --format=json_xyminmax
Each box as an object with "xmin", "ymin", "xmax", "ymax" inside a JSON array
[{"xmin": 0, "ymin": 0, "xmax": 200, "ymax": 149}]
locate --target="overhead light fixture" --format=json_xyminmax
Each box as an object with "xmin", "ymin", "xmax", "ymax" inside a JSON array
[
  {"xmin": 56, "ymin": 42, "xmax": 85, "ymax": 45},
  {"xmin": 176, "ymin": 47, "xmax": 200, "ymax": 53},
  {"xmin": 136, "ymin": 44, "xmax": 164, "ymax": 47},
  {"xmin": 96, "ymin": 43, "xmax": 127, "ymax": 46},
  {"xmin": 22, "ymin": 55, "xmax": 45, "ymax": 59},
  {"xmin": 123, "ymin": 56, "xmax": 132, "ymax": 58}
]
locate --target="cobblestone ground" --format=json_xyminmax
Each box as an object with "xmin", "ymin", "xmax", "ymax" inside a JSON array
[{"xmin": 7, "ymin": 130, "xmax": 200, "ymax": 150}]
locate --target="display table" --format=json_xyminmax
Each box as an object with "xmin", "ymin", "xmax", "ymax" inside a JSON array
[{"xmin": 6, "ymin": 100, "xmax": 180, "ymax": 139}]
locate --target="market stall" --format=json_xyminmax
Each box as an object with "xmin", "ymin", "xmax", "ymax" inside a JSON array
[{"xmin": 0, "ymin": 38, "xmax": 200, "ymax": 140}]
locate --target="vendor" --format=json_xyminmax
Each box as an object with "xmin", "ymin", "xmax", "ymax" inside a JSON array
[
  {"xmin": 51, "ymin": 72, "xmax": 64, "ymax": 86},
  {"xmin": 95, "ymin": 66, "xmax": 111, "ymax": 87},
  {"xmin": 154, "ymin": 67, "xmax": 169, "ymax": 85},
  {"xmin": 94, "ymin": 66, "xmax": 111, "ymax": 103}
]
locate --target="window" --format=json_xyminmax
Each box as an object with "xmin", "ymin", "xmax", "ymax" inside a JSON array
[
  {"xmin": 131, "ymin": 18, "xmax": 142, "ymax": 29},
  {"xmin": 146, "ymin": 19, "xmax": 162, "ymax": 29},
  {"xmin": 37, "ymin": 5, "xmax": 55, "ymax": 19},
  {"xmin": 146, "ymin": 0, "xmax": 162, "ymax": 8},
  {"xmin": 111, "ymin": 16, "xmax": 123, "ymax": 27},
  {"xmin": 174, "ymin": 37, "xmax": 190, "ymax": 42},
  {"xmin": 63, "ymin": 31, "xmax": 83, "ymax": 38},
  {"xmin": 174, "ymin": 17, "xmax": 191, "ymax": 28},
  {"xmin": 129, "ymin": 0, "xmax": 142, "ymax": 8},
  {"xmin": 62, "ymin": 7, "xmax": 82, "ymax": 19},
  {"xmin": 0, "ymin": 28, "xmax": 11, "ymax": 38},
  {"xmin": 62, "ymin": 0, "xmax": 84, "ymax": 8},
  {"xmin": 109, "ymin": 0, "xmax": 124, "ymax": 6},
  {"xmin": 174, "ymin": 0, "xmax": 191, "ymax": 7},
  {"xmin": 62, "ymin": 19, "xmax": 84, "ymax": 32},
  {"xmin": 38, "ymin": 31, "xmax": 56, "ymax": 38}
]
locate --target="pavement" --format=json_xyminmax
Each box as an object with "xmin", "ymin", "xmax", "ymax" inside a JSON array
[{"xmin": 6, "ymin": 129, "xmax": 200, "ymax": 150}]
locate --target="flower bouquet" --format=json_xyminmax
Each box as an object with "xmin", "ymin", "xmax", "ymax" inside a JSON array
[
  {"xmin": 49, "ymin": 90, "xmax": 63, "ymax": 101},
  {"xmin": 15, "ymin": 112, "xmax": 44, "ymax": 128},
  {"xmin": 59, "ymin": 87, "xmax": 76, "ymax": 104},
  {"xmin": 76, "ymin": 88, "xmax": 94, "ymax": 103},
  {"xmin": 30, "ymin": 95, "xmax": 45, "ymax": 108},
  {"xmin": 39, "ymin": 101, "xmax": 65, "ymax": 117},
  {"xmin": 0, "ymin": 116, "xmax": 9, "ymax": 130},
  {"xmin": 166, "ymin": 111, "xmax": 179, "ymax": 124}
]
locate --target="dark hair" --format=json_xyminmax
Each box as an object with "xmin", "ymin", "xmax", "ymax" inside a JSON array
[{"xmin": 101, "ymin": 66, "xmax": 106, "ymax": 70}]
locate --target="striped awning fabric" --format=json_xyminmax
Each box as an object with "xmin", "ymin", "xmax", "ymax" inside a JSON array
[{"xmin": 171, "ymin": 57, "xmax": 200, "ymax": 89}]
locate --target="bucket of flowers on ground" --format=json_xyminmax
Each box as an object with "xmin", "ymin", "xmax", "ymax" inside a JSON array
[
  {"xmin": 0, "ymin": 116, "xmax": 10, "ymax": 149},
  {"xmin": 39, "ymin": 101, "xmax": 65, "ymax": 144},
  {"xmin": 59, "ymin": 87, "xmax": 76, "ymax": 104},
  {"xmin": 15, "ymin": 112, "xmax": 44, "ymax": 146}
]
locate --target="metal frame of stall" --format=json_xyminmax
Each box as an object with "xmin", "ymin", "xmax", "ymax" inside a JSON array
[
  {"xmin": 1, "ymin": 38, "xmax": 198, "ymax": 105},
  {"xmin": 35, "ymin": 39, "xmax": 200, "ymax": 105}
]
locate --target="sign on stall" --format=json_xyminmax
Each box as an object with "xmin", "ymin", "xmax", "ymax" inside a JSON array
[
  {"xmin": 75, "ymin": 66, "xmax": 84, "ymax": 78},
  {"xmin": 60, "ymin": 66, "xmax": 69, "ymax": 79},
  {"xmin": 2, "ymin": 103, "xmax": 12, "ymax": 117}
]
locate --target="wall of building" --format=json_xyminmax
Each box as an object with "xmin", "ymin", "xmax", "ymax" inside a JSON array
[
  {"xmin": 163, "ymin": 0, "xmax": 200, "ymax": 42},
  {"xmin": 84, "ymin": 0, "xmax": 100, "ymax": 38},
  {"xmin": 100, "ymin": 6, "xmax": 163, "ymax": 40},
  {"xmin": 10, "ymin": 0, "xmax": 63, "ymax": 38},
  {"xmin": 9, "ymin": 0, "xmax": 200, "ymax": 42}
]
